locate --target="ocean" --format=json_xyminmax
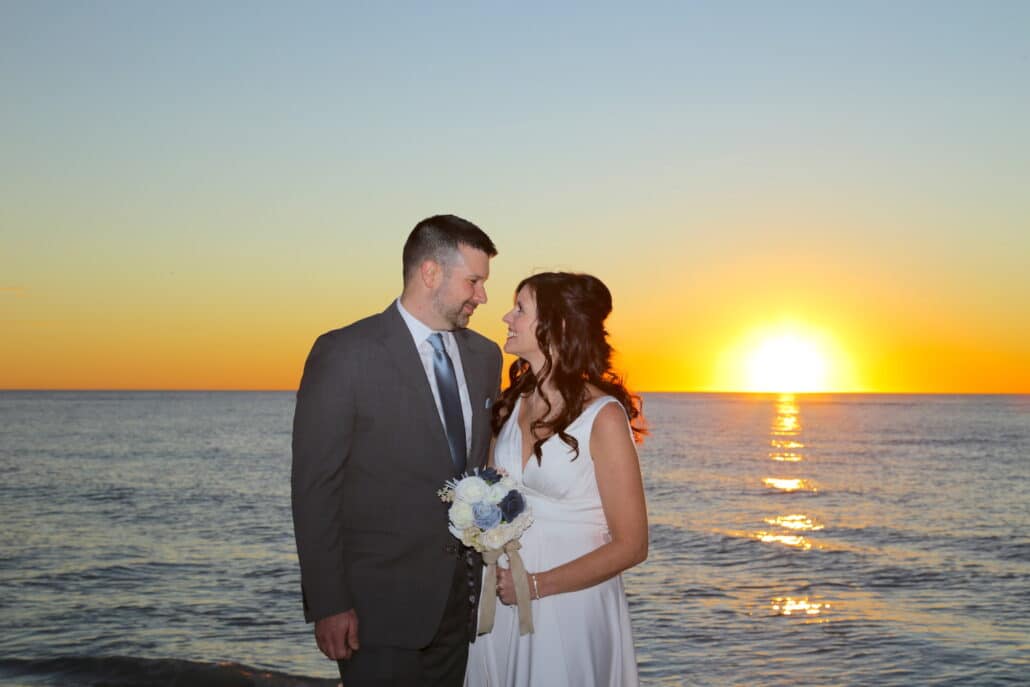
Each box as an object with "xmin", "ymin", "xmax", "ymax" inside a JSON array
[{"xmin": 0, "ymin": 392, "xmax": 1027, "ymax": 686}]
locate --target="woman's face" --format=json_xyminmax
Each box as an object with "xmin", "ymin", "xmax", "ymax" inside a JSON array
[{"xmin": 502, "ymin": 286, "xmax": 543, "ymax": 364}]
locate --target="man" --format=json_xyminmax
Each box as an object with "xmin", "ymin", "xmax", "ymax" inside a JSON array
[{"xmin": 291, "ymin": 215, "xmax": 502, "ymax": 686}]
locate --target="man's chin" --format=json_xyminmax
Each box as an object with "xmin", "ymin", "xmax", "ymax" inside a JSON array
[{"xmin": 448, "ymin": 313, "xmax": 470, "ymax": 329}]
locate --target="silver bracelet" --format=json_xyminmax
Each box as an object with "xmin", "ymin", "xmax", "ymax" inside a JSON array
[{"xmin": 531, "ymin": 573, "xmax": 541, "ymax": 599}]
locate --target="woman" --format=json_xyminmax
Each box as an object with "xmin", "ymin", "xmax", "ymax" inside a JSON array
[{"xmin": 465, "ymin": 272, "xmax": 648, "ymax": 687}]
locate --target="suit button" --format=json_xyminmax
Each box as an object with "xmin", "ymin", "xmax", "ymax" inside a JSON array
[{"xmin": 443, "ymin": 543, "xmax": 459, "ymax": 555}]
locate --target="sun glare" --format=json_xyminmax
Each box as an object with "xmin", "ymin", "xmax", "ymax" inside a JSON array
[
  {"xmin": 715, "ymin": 322, "xmax": 855, "ymax": 393},
  {"xmin": 745, "ymin": 334, "xmax": 828, "ymax": 393}
]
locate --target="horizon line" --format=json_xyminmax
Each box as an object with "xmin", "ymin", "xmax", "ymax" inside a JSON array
[{"xmin": 1, "ymin": 388, "xmax": 1028, "ymax": 396}]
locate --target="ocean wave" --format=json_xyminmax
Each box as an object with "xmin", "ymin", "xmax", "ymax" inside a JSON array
[{"xmin": 0, "ymin": 656, "xmax": 337, "ymax": 687}]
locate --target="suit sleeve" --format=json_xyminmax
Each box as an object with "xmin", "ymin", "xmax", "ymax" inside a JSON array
[{"xmin": 291, "ymin": 333, "xmax": 355, "ymax": 622}]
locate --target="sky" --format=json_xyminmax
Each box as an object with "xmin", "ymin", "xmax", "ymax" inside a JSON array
[{"xmin": 2, "ymin": 1, "xmax": 1028, "ymax": 392}]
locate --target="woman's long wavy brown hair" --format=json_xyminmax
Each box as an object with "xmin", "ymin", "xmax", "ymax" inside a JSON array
[{"xmin": 491, "ymin": 272, "xmax": 647, "ymax": 463}]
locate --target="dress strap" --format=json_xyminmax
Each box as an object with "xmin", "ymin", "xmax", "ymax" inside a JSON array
[
  {"xmin": 584, "ymin": 394, "xmax": 620, "ymax": 416},
  {"xmin": 573, "ymin": 395, "xmax": 623, "ymax": 431}
]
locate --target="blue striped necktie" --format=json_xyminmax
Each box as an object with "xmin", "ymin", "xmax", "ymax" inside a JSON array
[{"xmin": 428, "ymin": 333, "xmax": 467, "ymax": 473}]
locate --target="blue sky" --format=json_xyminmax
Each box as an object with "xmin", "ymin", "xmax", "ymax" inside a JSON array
[{"xmin": 2, "ymin": 1, "xmax": 1028, "ymax": 390}]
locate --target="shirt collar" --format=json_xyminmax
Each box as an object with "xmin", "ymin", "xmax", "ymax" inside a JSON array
[{"xmin": 395, "ymin": 298, "xmax": 449, "ymax": 348}]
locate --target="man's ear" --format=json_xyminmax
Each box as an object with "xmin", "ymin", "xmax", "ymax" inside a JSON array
[{"xmin": 420, "ymin": 259, "xmax": 441, "ymax": 289}]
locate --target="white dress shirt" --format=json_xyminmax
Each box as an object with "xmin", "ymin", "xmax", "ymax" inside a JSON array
[{"xmin": 395, "ymin": 299, "xmax": 474, "ymax": 454}]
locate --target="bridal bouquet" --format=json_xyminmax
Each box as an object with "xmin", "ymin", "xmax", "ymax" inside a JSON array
[
  {"xmin": 438, "ymin": 467, "xmax": 533, "ymax": 551},
  {"xmin": 438, "ymin": 467, "xmax": 535, "ymax": 635}
]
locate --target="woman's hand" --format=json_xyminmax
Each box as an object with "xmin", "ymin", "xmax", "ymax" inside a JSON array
[{"xmin": 495, "ymin": 565, "xmax": 517, "ymax": 605}]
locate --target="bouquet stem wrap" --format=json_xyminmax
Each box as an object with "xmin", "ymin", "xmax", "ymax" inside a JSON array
[{"xmin": 478, "ymin": 539, "xmax": 534, "ymax": 636}]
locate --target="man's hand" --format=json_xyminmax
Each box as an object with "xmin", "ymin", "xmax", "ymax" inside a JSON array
[{"xmin": 315, "ymin": 609, "xmax": 360, "ymax": 660}]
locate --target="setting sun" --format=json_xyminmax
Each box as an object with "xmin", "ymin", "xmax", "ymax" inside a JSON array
[
  {"xmin": 714, "ymin": 322, "xmax": 859, "ymax": 393},
  {"xmin": 744, "ymin": 334, "xmax": 828, "ymax": 392}
]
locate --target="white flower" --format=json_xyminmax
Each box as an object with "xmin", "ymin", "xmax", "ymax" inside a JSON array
[
  {"xmin": 449, "ymin": 501, "xmax": 475, "ymax": 529},
  {"xmin": 459, "ymin": 527, "xmax": 480, "ymax": 549},
  {"xmin": 454, "ymin": 476, "xmax": 490, "ymax": 504},
  {"xmin": 500, "ymin": 475, "xmax": 516, "ymax": 490},
  {"xmin": 485, "ymin": 483, "xmax": 508, "ymax": 504}
]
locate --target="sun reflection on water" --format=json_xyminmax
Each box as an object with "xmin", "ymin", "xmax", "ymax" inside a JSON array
[
  {"xmin": 771, "ymin": 597, "xmax": 830, "ymax": 617},
  {"xmin": 756, "ymin": 400, "xmax": 834, "ymax": 621},
  {"xmin": 762, "ymin": 477, "xmax": 815, "ymax": 492},
  {"xmin": 771, "ymin": 395, "xmax": 800, "ymax": 434},
  {"xmin": 753, "ymin": 513, "xmax": 824, "ymax": 549},
  {"xmin": 764, "ymin": 395, "xmax": 815, "ymax": 492},
  {"xmin": 773, "ymin": 413, "xmax": 799, "ymax": 434},
  {"xmin": 754, "ymin": 532, "xmax": 812, "ymax": 549},
  {"xmin": 770, "ymin": 452, "xmax": 803, "ymax": 462},
  {"xmin": 770, "ymin": 395, "xmax": 805, "ymax": 462},
  {"xmin": 765, "ymin": 514, "xmax": 823, "ymax": 531}
]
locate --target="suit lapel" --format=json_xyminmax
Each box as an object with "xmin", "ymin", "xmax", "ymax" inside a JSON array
[
  {"xmin": 379, "ymin": 305, "xmax": 430, "ymax": 392},
  {"xmin": 377, "ymin": 304, "xmax": 453, "ymax": 472}
]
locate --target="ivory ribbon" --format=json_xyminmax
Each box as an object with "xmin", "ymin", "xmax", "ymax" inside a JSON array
[{"xmin": 477, "ymin": 539, "xmax": 534, "ymax": 636}]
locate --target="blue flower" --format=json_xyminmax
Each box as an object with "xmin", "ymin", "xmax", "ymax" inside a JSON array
[
  {"xmin": 472, "ymin": 502, "xmax": 503, "ymax": 530},
  {"xmin": 478, "ymin": 467, "xmax": 502, "ymax": 485},
  {"xmin": 498, "ymin": 490, "xmax": 526, "ymax": 522}
]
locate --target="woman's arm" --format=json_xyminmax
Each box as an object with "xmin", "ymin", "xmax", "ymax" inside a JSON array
[{"xmin": 498, "ymin": 402, "xmax": 648, "ymax": 602}]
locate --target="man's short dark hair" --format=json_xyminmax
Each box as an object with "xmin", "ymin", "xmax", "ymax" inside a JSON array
[{"xmin": 402, "ymin": 214, "xmax": 498, "ymax": 283}]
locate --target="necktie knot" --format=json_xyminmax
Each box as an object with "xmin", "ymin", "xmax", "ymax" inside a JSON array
[{"xmin": 428, "ymin": 332, "xmax": 447, "ymax": 355}]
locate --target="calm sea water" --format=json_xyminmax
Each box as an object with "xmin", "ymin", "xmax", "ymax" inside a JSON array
[{"xmin": 0, "ymin": 392, "xmax": 1027, "ymax": 686}]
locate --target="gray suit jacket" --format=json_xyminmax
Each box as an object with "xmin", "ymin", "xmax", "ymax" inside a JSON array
[{"xmin": 291, "ymin": 303, "xmax": 502, "ymax": 648}]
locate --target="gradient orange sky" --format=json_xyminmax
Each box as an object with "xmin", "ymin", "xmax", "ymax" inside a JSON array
[{"xmin": 3, "ymin": 4, "xmax": 1028, "ymax": 392}]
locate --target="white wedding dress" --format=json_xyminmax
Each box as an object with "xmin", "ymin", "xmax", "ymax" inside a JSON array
[{"xmin": 465, "ymin": 395, "xmax": 640, "ymax": 687}]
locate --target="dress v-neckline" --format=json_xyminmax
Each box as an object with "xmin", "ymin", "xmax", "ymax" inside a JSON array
[
  {"xmin": 515, "ymin": 396, "xmax": 535, "ymax": 475},
  {"xmin": 515, "ymin": 395, "xmax": 552, "ymax": 475},
  {"xmin": 515, "ymin": 394, "xmax": 612, "ymax": 474}
]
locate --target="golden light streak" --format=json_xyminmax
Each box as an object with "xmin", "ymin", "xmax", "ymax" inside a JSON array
[
  {"xmin": 770, "ymin": 452, "xmax": 803, "ymax": 462},
  {"xmin": 765, "ymin": 514, "xmax": 824, "ymax": 531},
  {"xmin": 754, "ymin": 531, "xmax": 813, "ymax": 549},
  {"xmin": 770, "ymin": 394, "xmax": 805, "ymax": 461},
  {"xmin": 771, "ymin": 597, "xmax": 830, "ymax": 616},
  {"xmin": 762, "ymin": 477, "xmax": 814, "ymax": 492},
  {"xmin": 773, "ymin": 414, "xmax": 800, "ymax": 434}
]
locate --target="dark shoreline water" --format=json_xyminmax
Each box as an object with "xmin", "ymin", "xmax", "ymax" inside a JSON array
[
  {"xmin": 0, "ymin": 657, "xmax": 337, "ymax": 687},
  {"xmin": 1, "ymin": 392, "xmax": 1027, "ymax": 686}
]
